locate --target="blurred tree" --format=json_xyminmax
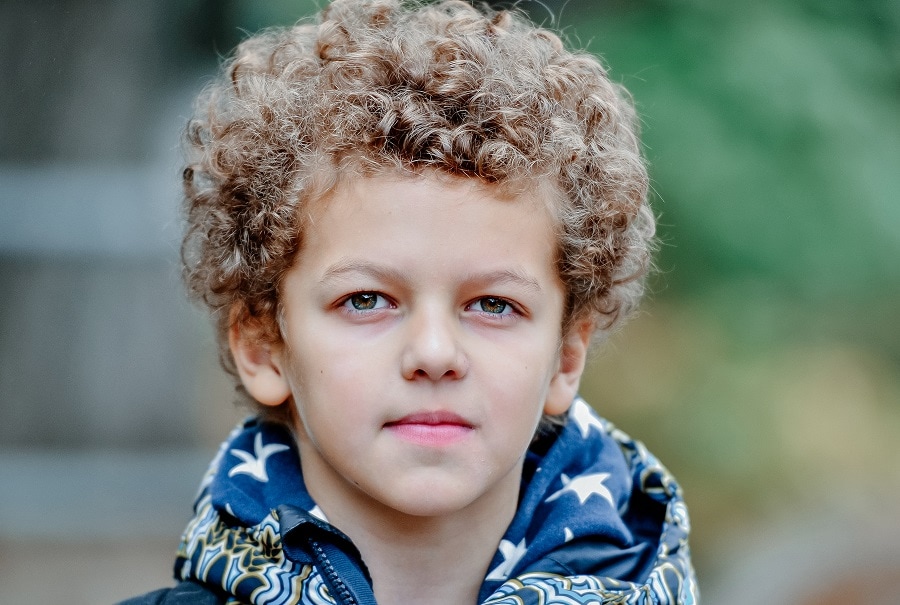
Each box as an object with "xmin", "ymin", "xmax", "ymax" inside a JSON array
[{"xmin": 569, "ymin": 0, "xmax": 900, "ymax": 306}]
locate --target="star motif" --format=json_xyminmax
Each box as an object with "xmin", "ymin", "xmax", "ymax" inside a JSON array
[
  {"xmin": 228, "ymin": 432, "xmax": 290, "ymax": 483},
  {"xmin": 545, "ymin": 472, "xmax": 614, "ymax": 507},
  {"xmin": 570, "ymin": 400, "xmax": 606, "ymax": 440},
  {"xmin": 485, "ymin": 538, "xmax": 528, "ymax": 581},
  {"xmin": 563, "ymin": 527, "xmax": 574, "ymax": 543}
]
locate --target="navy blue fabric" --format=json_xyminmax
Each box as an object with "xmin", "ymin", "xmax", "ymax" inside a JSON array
[
  {"xmin": 117, "ymin": 580, "xmax": 224, "ymax": 605},
  {"xmin": 279, "ymin": 505, "xmax": 377, "ymax": 605}
]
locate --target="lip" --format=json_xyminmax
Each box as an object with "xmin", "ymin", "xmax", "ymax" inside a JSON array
[{"xmin": 384, "ymin": 411, "xmax": 475, "ymax": 446}]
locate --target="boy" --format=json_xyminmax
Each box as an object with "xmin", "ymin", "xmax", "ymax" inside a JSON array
[{"xmin": 125, "ymin": 0, "xmax": 697, "ymax": 603}]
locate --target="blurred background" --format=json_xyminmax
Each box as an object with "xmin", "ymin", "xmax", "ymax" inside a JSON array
[{"xmin": 1, "ymin": 0, "xmax": 898, "ymax": 602}]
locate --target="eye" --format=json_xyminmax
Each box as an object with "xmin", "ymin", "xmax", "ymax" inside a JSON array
[
  {"xmin": 343, "ymin": 292, "xmax": 390, "ymax": 311},
  {"xmin": 474, "ymin": 297, "xmax": 513, "ymax": 315}
]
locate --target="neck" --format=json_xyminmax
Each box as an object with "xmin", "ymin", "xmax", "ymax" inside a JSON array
[
  {"xmin": 304, "ymin": 459, "xmax": 521, "ymax": 605},
  {"xmin": 350, "ymin": 506, "xmax": 513, "ymax": 605}
]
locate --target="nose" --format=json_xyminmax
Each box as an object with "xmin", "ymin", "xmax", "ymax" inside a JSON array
[{"xmin": 400, "ymin": 306, "xmax": 468, "ymax": 381}]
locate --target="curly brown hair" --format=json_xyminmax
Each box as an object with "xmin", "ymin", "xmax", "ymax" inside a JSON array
[{"xmin": 182, "ymin": 0, "xmax": 654, "ymax": 411}]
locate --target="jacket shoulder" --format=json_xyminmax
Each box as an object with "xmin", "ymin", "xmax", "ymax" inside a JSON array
[{"xmin": 117, "ymin": 581, "xmax": 225, "ymax": 605}]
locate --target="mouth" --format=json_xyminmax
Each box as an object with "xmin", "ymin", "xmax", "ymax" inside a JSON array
[{"xmin": 384, "ymin": 411, "xmax": 475, "ymax": 446}]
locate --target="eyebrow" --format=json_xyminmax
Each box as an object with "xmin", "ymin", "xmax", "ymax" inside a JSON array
[
  {"xmin": 463, "ymin": 269, "xmax": 544, "ymax": 295},
  {"xmin": 319, "ymin": 260, "xmax": 408, "ymax": 286},
  {"xmin": 319, "ymin": 261, "xmax": 543, "ymax": 294}
]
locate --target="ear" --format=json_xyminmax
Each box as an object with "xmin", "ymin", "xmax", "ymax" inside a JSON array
[
  {"xmin": 544, "ymin": 319, "xmax": 593, "ymax": 416},
  {"xmin": 229, "ymin": 319, "xmax": 292, "ymax": 407}
]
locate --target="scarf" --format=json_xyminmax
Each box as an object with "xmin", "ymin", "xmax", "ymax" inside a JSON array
[{"xmin": 174, "ymin": 398, "xmax": 698, "ymax": 604}]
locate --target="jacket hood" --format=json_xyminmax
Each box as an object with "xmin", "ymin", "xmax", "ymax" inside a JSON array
[{"xmin": 175, "ymin": 398, "xmax": 698, "ymax": 604}]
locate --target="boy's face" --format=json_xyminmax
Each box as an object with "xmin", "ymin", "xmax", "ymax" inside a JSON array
[{"xmin": 233, "ymin": 172, "xmax": 589, "ymax": 521}]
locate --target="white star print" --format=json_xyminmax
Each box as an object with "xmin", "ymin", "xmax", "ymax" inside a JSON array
[
  {"xmin": 545, "ymin": 472, "xmax": 615, "ymax": 507},
  {"xmin": 563, "ymin": 527, "xmax": 574, "ymax": 543},
  {"xmin": 228, "ymin": 432, "xmax": 290, "ymax": 482},
  {"xmin": 570, "ymin": 400, "xmax": 606, "ymax": 440},
  {"xmin": 485, "ymin": 538, "xmax": 528, "ymax": 581}
]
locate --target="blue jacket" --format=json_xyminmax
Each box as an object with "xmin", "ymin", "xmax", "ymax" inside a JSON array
[{"xmin": 120, "ymin": 399, "xmax": 697, "ymax": 604}]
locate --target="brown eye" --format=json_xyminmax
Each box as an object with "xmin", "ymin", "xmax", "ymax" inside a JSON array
[
  {"xmin": 349, "ymin": 293, "xmax": 379, "ymax": 310},
  {"xmin": 479, "ymin": 297, "xmax": 509, "ymax": 314}
]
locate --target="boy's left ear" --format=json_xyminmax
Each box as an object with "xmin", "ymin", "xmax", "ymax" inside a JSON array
[{"xmin": 544, "ymin": 319, "xmax": 593, "ymax": 416}]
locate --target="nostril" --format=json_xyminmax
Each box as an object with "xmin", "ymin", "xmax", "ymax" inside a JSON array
[{"xmin": 400, "ymin": 319, "xmax": 469, "ymax": 381}]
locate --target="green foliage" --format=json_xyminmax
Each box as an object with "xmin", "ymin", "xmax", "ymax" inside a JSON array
[{"xmin": 566, "ymin": 0, "xmax": 900, "ymax": 304}]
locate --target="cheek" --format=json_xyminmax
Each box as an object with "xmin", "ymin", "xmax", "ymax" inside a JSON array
[
  {"xmin": 482, "ymin": 350, "xmax": 557, "ymax": 422},
  {"xmin": 285, "ymin": 320, "xmax": 362, "ymax": 380},
  {"xmin": 286, "ymin": 338, "xmax": 381, "ymax": 421},
  {"xmin": 484, "ymin": 332, "xmax": 560, "ymax": 388}
]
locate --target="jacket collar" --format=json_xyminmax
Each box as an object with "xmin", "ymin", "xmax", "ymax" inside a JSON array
[{"xmin": 176, "ymin": 398, "xmax": 698, "ymax": 604}]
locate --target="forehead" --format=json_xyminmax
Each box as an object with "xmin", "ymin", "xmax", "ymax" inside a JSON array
[{"xmin": 293, "ymin": 171, "xmax": 562, "ymax": 280}]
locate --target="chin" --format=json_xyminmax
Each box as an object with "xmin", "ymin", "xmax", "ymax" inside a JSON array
[{"xmin": 378, "ymin": 488, "xmax": 478, "ymax": 519}]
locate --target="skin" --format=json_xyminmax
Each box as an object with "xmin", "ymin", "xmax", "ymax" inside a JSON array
[{"xmin": 231, "ymin": 171, "xmax": 591, "ymax": 605}]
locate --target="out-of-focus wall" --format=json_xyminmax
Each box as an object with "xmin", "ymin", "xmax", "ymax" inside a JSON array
[
  {"xmin": 0, "ymin": 0, "xmax": 240, "ymax": 448},
  {"xmin": 0, "ymin": 2, "xmax": 245, "ymax": 600}
]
